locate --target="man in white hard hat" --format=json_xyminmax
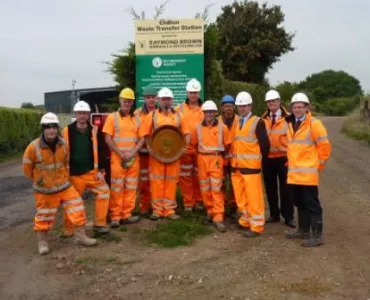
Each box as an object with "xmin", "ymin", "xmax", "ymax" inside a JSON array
[
  {"xmin": 140, "ymin": 87, "xmax": 191, "ymax": 220},
  {"xmin": 230, "ymin": 92, "xmax": 270, "ymax": 237},
  {"xmin": 261, "ymin": 90, "xmax": 295, "ymax": 228},
  {"xmin": 61, "ymin": 101, "xmax": 110, "ymax": 236},
  {"xmin": 23, "ymin": 112, "xmax": 97, "ymax": 255},
  {"xmin": 192, "ymin": 100, "xmax": 232, "ymax": 232},
  {"xmin": 176, "ymin": 79, "xmax": 203, "ymax": 215},
  {"xmin": 285, "ymin": 93, "xmax": 331, "ymax": 247}
]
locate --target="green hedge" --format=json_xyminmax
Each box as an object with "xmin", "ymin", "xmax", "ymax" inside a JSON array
[{"xmin": 0, "ymin": 107, "xmax": 43, "ymax": 158}]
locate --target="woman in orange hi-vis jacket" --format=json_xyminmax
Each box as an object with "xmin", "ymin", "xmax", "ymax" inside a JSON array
[
  {"xmin": 285, "ymin": 93, "xmax": 332, "ymax": 247},
  {"xmin": 140, "ymin": 87, "xmax": 191, "ymax": 220},
  {"xmin": 175, "ymin": 79, "xmax": 204, "ymax": 214},
  {"xmin": 230, "ymin": 92, "xmax": 270, "ymax": 238},
  {"xmin": 23, "ymin": 112, "xmax": 97, "ymax": 255},
  {"xmin": 192, "ymin": 100, "xmax": 232, "ymax": 232},
  {"xmin": 134, "ymin": 85, "xmax": 158, "ymax": 216},
  {"xmin": 103, "ymin": 88, "xmax": 145, "ymax": 228}
]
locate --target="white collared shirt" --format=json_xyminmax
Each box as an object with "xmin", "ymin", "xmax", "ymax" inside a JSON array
[{"xmin": 270, "ymin": 108, "xmax": 281, "ymax": 119}]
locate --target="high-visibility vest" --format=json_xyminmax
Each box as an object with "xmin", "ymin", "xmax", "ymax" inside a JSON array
[
  {"xmin": 263, "ymin": 117, "xmax": 288, "ymax": 158},
  {"xmin": 62, "ymin": 124, "xmax": 99, "ymax": 170},
  {"xmin": 196, "ymin": 122, "xmax": 225, "ymax": 154},
  {"xmin": 23, "ymin": 137, "xmax": 71, "ymax": 194},
  {"xmin": 230, "ymin": 115, "xmax": 262, "ymax": 170},
  {"xmin": 287, "ymin": 112, "xmax": 331, "ymax": 186},
  {"xmin": 112, "ymin": 111, "xmax": 140, "ymax": 151},
  {"xmin": 152, "ymin": 109, "xmax": 181, "ymax": 130}
]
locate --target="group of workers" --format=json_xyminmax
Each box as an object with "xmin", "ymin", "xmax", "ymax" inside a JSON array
[{"xmin": 23, "ymin": 78, "xmax": 332, "ymax": 255}]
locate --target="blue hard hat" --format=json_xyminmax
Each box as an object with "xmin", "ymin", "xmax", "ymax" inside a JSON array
[{"xmin": 221, "ymin": 95, "xmax": 235, "ymax": 104}]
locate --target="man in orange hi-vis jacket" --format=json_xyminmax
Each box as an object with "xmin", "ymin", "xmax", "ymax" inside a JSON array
[
  {"xmin": 103, "ymin": 88, "xmax": 145, "ymax": 228},
  {"xmin": 192, "ymin": 100, "xmax": 232, "ymax": 232},
  {"xmin": 62, "ymin": 101, "xmax": 110, "ymax": 236},
  {"xmin": 176, "ymin": 79, "xmax": 204, "ymax": 214},
  {"xmin": 140, "ymin": 87, "xmax": 191, "ymax": 220},
  {"xmin": 230, "ymin": 92, "xmax": 270, "ymax": 238},
  {"xmin": 23, "ymin": 112, "xmax": 97, "ymax": 255},
  {"xmin": 134, "ymin": 86, "xmax": 158, "ymax": 216},
  {"xmin": 285, "ymin": 93, "xmax": 331, "ymax": 247}
]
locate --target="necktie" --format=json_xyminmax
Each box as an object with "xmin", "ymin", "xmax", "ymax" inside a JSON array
[
  {"xmin": 271, "ymin": 114, "xmax": 276, "ymax": 128},
  {"xmin": 294, "ymin": 120, "xmax": 302, "ymax": 132},
  {"xmin": 239, "ymin": 117, "xmax": 245, "ymax": 129}
]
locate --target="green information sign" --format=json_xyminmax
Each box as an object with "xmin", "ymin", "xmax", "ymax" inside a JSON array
[{"xmin": 135, "ymin": 18, "xmax": 204, "ymax": 107}]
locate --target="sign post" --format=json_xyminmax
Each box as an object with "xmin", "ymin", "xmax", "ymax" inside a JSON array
[{"xmin": 135, "ymin": 19, "xmax": 205, "ymax": 107}]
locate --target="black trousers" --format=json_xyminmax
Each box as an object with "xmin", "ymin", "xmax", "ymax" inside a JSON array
[
  {"xmin": 262, "ymin": 157, "xmax": 294, "ymax": 221},
  {"xmin": 289, "ymin": 184, "xmax": 323, "ymax": 235}
]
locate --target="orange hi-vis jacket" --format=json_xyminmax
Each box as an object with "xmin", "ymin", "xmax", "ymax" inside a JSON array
[
  {"xmin": 103, "ymin": 111, "xmax": 141, "ymax": 162},
  {"xmin": 196, "ymin": 121, "xmax": 230, "ymax": 154},
  {"xmin": 218, "ymin": 115, "xmax": 239, "ymax": 161},
  {"xmin": 230, "ymin": 115, "xmax": 262, "ymax": 170},
  {"xmin": 286, "ymin": 112, "xmax": 332, "ymax": 186},
  {"xmin": 23, "ymin": 136, "xmax": 71, "ymax": 194},
  {"xmin": 261, "ymin": 106, "xmax": 289, "ymax": 158},
  {"xmin": 62, "ymin": 124, "xmax": 99, "ymax": 170},
  {"xmin": 176, "ymin": 101, "xmax": 203, "ymax": 153}
]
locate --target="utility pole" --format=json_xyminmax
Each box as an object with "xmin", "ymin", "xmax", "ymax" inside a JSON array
[{"xmin": 70, "ymin": 79, "xmax": 77, "ymax": 114}]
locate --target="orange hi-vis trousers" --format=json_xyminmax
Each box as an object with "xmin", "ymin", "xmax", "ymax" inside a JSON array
[
  {"xmin": 110, "ymin": 157, "xmax": 139, "ymax": 221},
  {"xmin": 149, "ymin": 156, "xmax": 179, "ymax": 217},
  {"xmin": 198, "ymin": 154, "xmax": 225, "ymax": 222},
  {"xmin": 64, "ymin": 170, "xmax": 110, "ymax": 233},
  {"xmin": 138, "ymin": 154, "xmax": 151, "ymax": 213},
  {"xmin": 34, "ymin": 186, "xmax": 86, "ymax": 231},
  {"xmin": 231, "ymin": 170, "xmax": 265, "ymax": 233},
  {"xmin": 179, "ymin": 153, "xmax": 202, "ymax": 208}
]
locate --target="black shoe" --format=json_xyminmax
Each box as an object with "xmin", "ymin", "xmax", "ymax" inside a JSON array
[
  {"xmin": 242, "ymin": 230, "xmax": 261, "ymax": 238},
  {"xmin": 284, "ymin": 219, "xmax": 297, "ymax": 228},
  {"xmin": 266, "ymin": 216, "xmax": 280, "ymax": 223},
  {"xmin": 301, "ymin": 236, "xmax": 325, "ymax": 247},
  {"xmin": 285, "ymin": 230, "xmax": 309, "ymax": 239}
]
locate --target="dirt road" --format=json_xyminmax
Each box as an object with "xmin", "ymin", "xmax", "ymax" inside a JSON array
[{"xmin": 0, "ymin": 117, "xmax": 369, "ymax": 300}]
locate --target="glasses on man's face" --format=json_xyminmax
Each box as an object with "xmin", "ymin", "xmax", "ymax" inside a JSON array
[
  {"xmin": 44, "ymin": 124, "xmax": 58, "ymax": 129},
  {"xmin": 293, "ymin": 106, "xmax": 305, "ymax": 110}
]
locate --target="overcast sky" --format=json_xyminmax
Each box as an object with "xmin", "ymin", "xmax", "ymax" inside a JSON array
[{"xmin": 1, "ymin": 0, "xmax": 369, "ymax": 107}]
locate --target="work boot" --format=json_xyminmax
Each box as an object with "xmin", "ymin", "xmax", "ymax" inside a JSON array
[
  {"xmin": 213, "ymin": 221, "xmax": 227, "ymax": 233},
  {"xmin": 110, "ymin": 220, "xmax": 120, "ymax": 228},
  {"xmin": 266, "ymin": 216, "xmax": 280, "ymax": 223},
  {"xmin": 149, "ymin": 214, "xmax": 160, "ymax": 221},
  {"xmin": 93, "ymin": 226, "xmax": 109, "ymax": 234},
  {"xmin": 302, "ymin": 218, "xmax": 324, "ymax": 247},
  {"xmin": 286, "ymin": 208, "xmax": 310, "ymax": 239},
  {"xmin": 242, "ymin": 230, "xmax": 261, "ymax": 238},
  {"xmin": 37, "ymin": 231, "xmax": 50, "ymax": 255},
  {"xmin": 284, "ymin": 219, "xmax": 297, "ymax": 228},
  {"xmin": 121, "ymin": 216, "xmax": 141, "ymax": 225},
  {"xmin": 201, "ymin": 216, "xmax": 212, "ymax": 225},
  {"xmin": 285, "ymin": 229, "xmax": 309, "ymax": 239},
  {"xmin": 194, "ymin": 204, "xmax": 204, "ymax": 212},
  {"xmin": 184, "ymin": 207, "xmax": 193, "ymax": 217},
  {"xmin": 167, "ymin": 214, "xmax": 181, "ymax": 220},
  {"xmin": 74, "ymin": 227, "xmax": 98, "ymax": 246}
]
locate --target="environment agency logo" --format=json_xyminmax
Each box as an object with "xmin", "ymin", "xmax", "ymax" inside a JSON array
[{"xmin": 152, "ymin": 57, "xmax": 162, "ymax": 68}]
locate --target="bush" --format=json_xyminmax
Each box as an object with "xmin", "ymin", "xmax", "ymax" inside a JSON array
[
  {"xmin": 314, "ymin": 96, "xmax": 359, "ymax": 116},
  {"xmin": 222, "ymin": 80, "xmax": 270, "ymax": 115},
  {"xmin": 0, "ymin": 107, "xmax": 42, "ymax": 159},
  {"xmin": 341, "ymin": 109, "xmax": 370, "ymax": 145}
]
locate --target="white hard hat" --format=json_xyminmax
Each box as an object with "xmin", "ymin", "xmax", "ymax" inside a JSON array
[
  {"xmin": 158, "ymin": 87, "xmax": 174, "ymax": 98},
  {"xmin": 73, "ymin": 101, "xmax": 91, "ymax": 112},
  {"xmin": 265, "ymin": 90, "xmax": 281, "ymax": 101},
  {"xmin": 202, "ymin": 100, "xmax": 218, "ymax": 111},
  {"xmin": 291, "ymin": 93, "xmax": 309, "ymax": 104},
  {"xmin": 40, "ymin": 112, "xmax": 59, "ymax": 125},
  {"xmin": 235, "ymin": 91, "xmax": 253, "ymax": 106},
  {"xmin": 186, "ymin": 79, "xmax": 202, "ymax": 92}
]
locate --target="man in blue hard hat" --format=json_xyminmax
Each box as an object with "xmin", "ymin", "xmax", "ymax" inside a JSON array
[{"xmin": 218, "ymin": 95, "xmax": 239, "ymax": 218}]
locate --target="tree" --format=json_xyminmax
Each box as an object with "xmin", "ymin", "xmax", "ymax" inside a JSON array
[
  {"xmin": 21, "ymin": 102, "xmax": 35, "ymax": 109},
  {"xmin": 274, "ymin": 81, "xmax": 300, "ymax": 105},
  {"xmin": 299, "ymin": 70, "xmax": 363, "ymax": 102},
  {"xmin": 216, "ymin": 0, "xmax": 294, "ymax": 83}
]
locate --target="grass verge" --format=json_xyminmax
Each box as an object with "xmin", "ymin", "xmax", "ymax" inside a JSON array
[
  {"xmin": 143, "ymin": 218, "xmax": 213, "ymax": 248},
  {"xmin": 341, "ymin": 112, "xmax": 370, "ymax": 145}
]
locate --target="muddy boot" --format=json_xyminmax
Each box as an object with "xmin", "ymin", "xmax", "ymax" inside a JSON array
[
  {"xmin": 110, "ymin": 220, "xmax": 120, "ymax": 228},
  {"xmin": 37, "ymin": 231, "xmax": 50, "ymax": 255},
  {"xmin": 302, "ymin": 218, "xmax": 324, "ymax": 247},
  {"xmin": 93, "ymin": 226, "xmax": 110, "ymax": 234},
  {"xmin": 121, "ymin": 216, "xmax": 141, "ymax": 225},
  {"xmin": 167, "ymin": 214, "xmax": 181, "ymax": 220},
  {"xmin": 74, "ymin": 227, "xmax": 97, "ymax": 246},
  {"xmin": 184, "ymin": 207, "xmax": 193, "ymax": 217},
  {"xmin": 242, "ymin": 230, "xmax": 261, "ymax": 238},
  {"xmin": 149, "ymin": 214, "xmax": 160, "ymax": 221},
  {"xmin": 286, "ymin": 208, "xmax": 310, "ymax": 239},
  {"xmin": 213, "ymin": 221, "xmax": 227, "ymax": 233}
]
